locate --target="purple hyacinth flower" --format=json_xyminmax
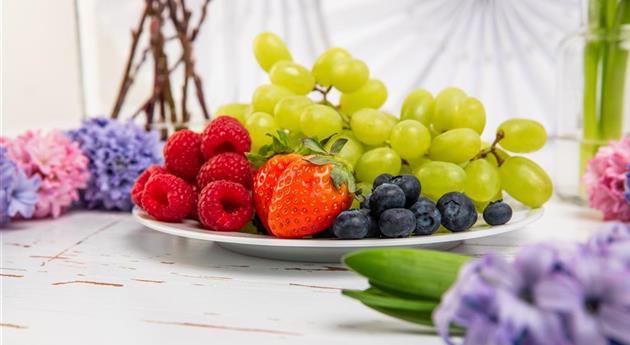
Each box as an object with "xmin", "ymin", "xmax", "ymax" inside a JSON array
[
  {"xmin": 433, "ymin": 251, "xmax": 568, "ymax": 345},
  {"xmin": 585, "ymin": 223, "xmax": 630, "ymax": 268},
  {"xmin": 67, "ymin": 117, "xmax": 162, "ymax": 211},
  {"xmin": 534, "ymin": 252, "xmax": 630, "ymax": 345},
  {"xmin": 625, "ymin": 163, "xmax": 630, "ymax": 203},
  {"xmin": 0, "ymin": 147, "xmax": 39, "ymax": 226}
]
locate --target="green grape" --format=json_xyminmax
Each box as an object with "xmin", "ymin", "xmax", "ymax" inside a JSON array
[
  {"xmin": 356, "ymin": 182, "xmax": 372, "ymax": 197},
  {"xmin": 339, "ymin": 79, "xmax": 387, "ymax": 114},
  {"xmin": 312, "ymin": 47, "xmax": 352, "ymax": 86},
  {"xmin": 484, "ymin": 147, "xmax": 510, "ymax": 167},
  {"xmin": 400, "ymin": 89, "xmax": 434, "ymax": 126},
  {"xmin": 330, "ymin": 58, "xmax": 369, "ymax": 93},
  {"xmin": 252, "ymin": 84, "xmax": 294, "ymax": 114},
  {"xmin": 350, "ymin": 109, "xmax": 394, "ymax": 146},
  {"xmin": 300, "ymin": 104, "xmax": 343, "ymax": 139},
  {"xmin": 473, "ymin": 200, "xmax": 489, "ymax": 213},
  {"xmin": 432, "ymin": 87, "xmax": 467, "ymax": 132},
  {"xmin": 399, "ymin": 164, "xmax": 413, "ymax": 175},
  {"xmin": 464, "ymin": 159, "xmax": 501, "ymax": 202},
  {"xmin": 215, "ymin": 103, "xmax": 250, "ymax": 125},
  {"xmin": 429, "ymin": 128, "xmax": 481, "ymax": 163},
  {"xmin": 383, "ymin": 113, "xmax": 399, "ymax": 127},
  {"xmin": 390, "ymin": 120, "xmax": 431, "ymax": 160},
  {"xmin": 324, "ymin": 131, "xmax": 364, "ymax": 167},
  {"xmin": 246, "ymin": 112, "xmax": 278, "ymax": 153},
  {"xmin": 355, "ymin": 147, "xmax": 401, "ymax": 184},
  {"xmin": 269, "ymin": 61, "xmax": 316, "ymax": 95},
  {"xmin": 253, "ymin": 32, "xmax": 292, "ymax": 72},
  {"xmin": 415, "ymin": 161, "xmax": 467, "ymax": 200},
  {"xmin": 273, "ymin": 95, "xmax": 312, "ymax": 133},
  {"xmin": 408, "ymin": 155, "xmax": 432, "ymax": 171},
  {"xmin": 500, "ymin": 156, "xmax": 552, "ymax": 208},
  {"xmin": 497, "ymin": 118, "xmax": 547, "ymax": 153},
  {"xmin": 453, "ymin": 97, "xmax": 486, "ymax": 134}
]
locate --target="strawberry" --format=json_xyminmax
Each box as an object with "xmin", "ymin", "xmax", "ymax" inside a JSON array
[
  {"xmin": 266, "ymin": 156, "xmax": 354, "ymax": 239},
  {"xmin": 252, "ymin": 153, "xmax": 301, "ymax": 231}
]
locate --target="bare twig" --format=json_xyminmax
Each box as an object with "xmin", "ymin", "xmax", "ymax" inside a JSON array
[{"xmin": 110, "ymin": 0, "xmax": 150, "ymax": 119}]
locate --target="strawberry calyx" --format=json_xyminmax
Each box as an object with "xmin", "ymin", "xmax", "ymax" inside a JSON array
[
  {"xmin": 246, "ymin": 130, "xmax": 294, "ymax": 167},
  {"xmin": 301, "ymin": 136, "xmax": 356, "ymax": 194}
]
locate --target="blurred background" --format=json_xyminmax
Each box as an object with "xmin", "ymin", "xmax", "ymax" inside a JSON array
[{"xmin": 3, "ymin": 0, "xmax": 583, "ymax": 138}]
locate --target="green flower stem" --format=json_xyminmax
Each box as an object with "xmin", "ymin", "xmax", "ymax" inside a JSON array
[{"xmin": 581, "ymin": 0, "xmax": 629, "ymax": 184}]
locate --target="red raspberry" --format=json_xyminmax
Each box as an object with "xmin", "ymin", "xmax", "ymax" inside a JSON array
[
  {"xmin": 201, "ymin": 116, "xmax": 251, "ymax": 159},
  {"xmin": 188, "ymin": 185, "xmax": 200, "ymax": 221},
  {"xmin": 141, "ymin": 174, "xmax": 195, "ymax": 222},
  {"xmin": 198, "ymin": 181, "xmax": 253, "ymax": 231},
  {"xmin": 164, "ymin": 129, "xmax": 204, "ymax": 182},
  {"xmin": 196, "ymin": 152, "xmax": 253, "ymax": 190},
  {"xmin": 131, "ymin": 165, "xmax": 167, "ymax": 208}
]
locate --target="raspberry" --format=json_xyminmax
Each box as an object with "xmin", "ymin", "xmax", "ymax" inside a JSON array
[
  {"xmin": 141, "ymin": 174, "xmax": 195, "ymax": 222},
  {"xmin": 201, "ymin": 116, "xmax": 251, "ymax": 159},
  {"xmin": 196, "ymin": 152, "xmax": 253, "ymax": 190},
  {"xmin": 164, "ymin": 129, "xmax": 204, "ymax": 182},
  {"xmin": 131, "ymin": 165, "xmax": 167, "ymax": 208},
  {"xmin": 188, "ymin": 184, "xmax": 200, "ymax": 221},
  {"xmin": 198, "ymin": 180, "xmax": 253, "ymax": 231}
]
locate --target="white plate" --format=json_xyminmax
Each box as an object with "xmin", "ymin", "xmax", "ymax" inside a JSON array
[{"xmin": 132, "ymin": 205, "xmax": 543, "ymax": 263}]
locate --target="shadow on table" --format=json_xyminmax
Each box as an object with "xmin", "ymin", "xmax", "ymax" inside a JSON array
[
  {"xmin": 333, "ymin": 319, "xmax": 436, "ymax": 337},
  {"xmin": 124, "ymin": 226, "xmax": 354, "ymax": 279}
]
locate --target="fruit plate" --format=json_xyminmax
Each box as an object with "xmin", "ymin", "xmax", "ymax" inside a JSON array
[{"xmin": 132, "ymin": 205, "xmax": 543, "ymax": 263}]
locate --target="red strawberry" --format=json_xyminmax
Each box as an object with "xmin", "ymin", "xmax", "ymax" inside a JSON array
[
  {"xmin": 201, "ymin": 116, "xmax": 251, "ymax": 159},
  {"xmin": 252, "ymin": 153, "xmax": 301, "ymax": 231},
  {"xmin": 267, "ymin": 156, "xmax": 354, "ymax": 238},
  {"xmin": 196, "ymin": 152, "xmax": 253, "ymax": 190},
  {"xmin": 131, "ymin": 165, "xmax": 167, "ymax": 208},
  {"xmin": 164, "ymin": 129, "xmax": 204, "ymax": 182},
  {"xmin": 198, "ymin": 180, "xmax": 253, "ymax": 231},
  {"xmin": 141, "ymin": 174, "xmax": 195, "ymax": 222}
]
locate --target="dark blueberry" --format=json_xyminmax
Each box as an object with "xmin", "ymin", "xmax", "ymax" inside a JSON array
[
  {"xmin": 409, "ymin": 197, "xmax": 441, "ymax": 235},
  {"xmin": 360, "ymin": 194, "xmax": 371, "ymax": 209},
  {"xmin": 378, "ymin": 208, "xmax": 415, "ymax": 238},
  {"xmin": 372, "ymin": 173, "xmax": 393, "ymax": 190},
  {"xmin": 483, "ymin": 201, "xmax": 513, "ymax": 225},
  {"xmin": 436, "ymin": 192, "xmax": 478, "ymax": 232},
  {"xmin": 359, "ymin": 209, "xmax": 380, "ymax": 238},
  {"xmin": 390, "ymin": 174, "xmax": 421, "ymax": 206},
  {"xmin": 369, "ymin": 183, "xmax": 406, "ymax": 215},
  {"xmin": 333, "ymin": 210, "xmax": 370, "ymax": 239},
  {"xmin": 313, "ymin": 227, "xmax": 335, "ymax": 238}
]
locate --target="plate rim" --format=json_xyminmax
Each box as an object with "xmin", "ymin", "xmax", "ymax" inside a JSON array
[{"xmin": 132, "ymin": 206, "xmax": 544, "ymax": 248}]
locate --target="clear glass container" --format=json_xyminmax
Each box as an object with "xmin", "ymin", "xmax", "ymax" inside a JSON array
[{"xmin": 554, "ymin": 29, "xmax": 630, "ymax": 204}]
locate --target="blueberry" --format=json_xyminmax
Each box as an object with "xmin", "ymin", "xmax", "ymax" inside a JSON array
[
  {"xmin": 390, "ymin": 174, "xmax": 421, "ymax": 206},
  {"xmin": 360, "ymin": 194, "xmax": 371, "ymax": 209},
  {"xmin": 409, "ymin": 197, "xmax": 441, "ymax": 235},
  {"xmin": 369, "ymin": 183, "xmax": 406, "ymax": 215},
  {"xmin": 360, "ymin": 209, "xmax": 380, "ymax": 238},
  {"xmin": 372, "ymin": 173, "xmax": 393, "ymax": 189},
  {"xmin": 333, "ymin": 210, "xmax": 370, "ymax": 239},
  {"xmin": 436, "ymin": 192, "xmax": 477, "ymax": 232},
  {"xmin": 483, "ymin": 201, "xmax": 512, "ymax": 225},
  {"xmin": 378, "ymin": 208, "xmax": 415, "ymax": 238},
  {"xmin": 313, "ymin": 227, "xmax": 335, "ymax": 238}
]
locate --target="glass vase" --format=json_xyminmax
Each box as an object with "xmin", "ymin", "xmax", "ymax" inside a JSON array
[{"xmin": 554, "ymin": 28, "xmax": 630, "ymax": 205}]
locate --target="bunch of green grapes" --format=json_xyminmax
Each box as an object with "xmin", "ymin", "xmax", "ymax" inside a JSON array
[{"xmin": 214, "ymin": 32, "xmax": 552, "ymax": 209}]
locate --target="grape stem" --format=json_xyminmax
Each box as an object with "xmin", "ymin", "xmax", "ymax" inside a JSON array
[
  {"xmin": 313, "ymin": 85, "xmax": 333, "ymax": 103},
  {"xmin": 471, "ymin": 131, "xmax": 505, "ymax": 166}
]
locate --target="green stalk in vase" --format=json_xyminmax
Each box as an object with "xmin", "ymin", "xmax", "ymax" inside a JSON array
[{"xmin": 581, "ymin": 0, "xmax": 630, "ymax": 186}]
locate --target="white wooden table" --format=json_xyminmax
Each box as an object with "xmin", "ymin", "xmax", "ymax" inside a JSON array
[{"xmin": 1, "ymin": 199, "xmax": 604, "ymax": 345}]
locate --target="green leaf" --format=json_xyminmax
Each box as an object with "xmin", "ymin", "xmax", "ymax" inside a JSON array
[
  {"xmin": 371, "ymin": 306, "xmax": 435, "ymax": 327},
  {"xmin": 319, "ymin": 133, "xmax": 337, "ymax": 147},
  {"xmin": 329, "ymin": 138, "xmax": 348, "ymax": 154},
  {"xmin": 246, "ymin": 153, "xmax": 267, "ymax": 168},
  {"xmin": 305, "ymin": 155, "xmax": 335, "ymax": 166},
  {"xmin": 276, "ymin": 129, "xmax": 290, "ymax": 146},
  {"xmin": 343, "ymin": 249, "xmax": 471, "ymax": 300},
  {"xmin": 302, "ymin": 137, "xmax": 328, "ymax": 154},
  {"xmin": 342, "ymin": 289, "xmax": 438, "ymax": 312}
]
